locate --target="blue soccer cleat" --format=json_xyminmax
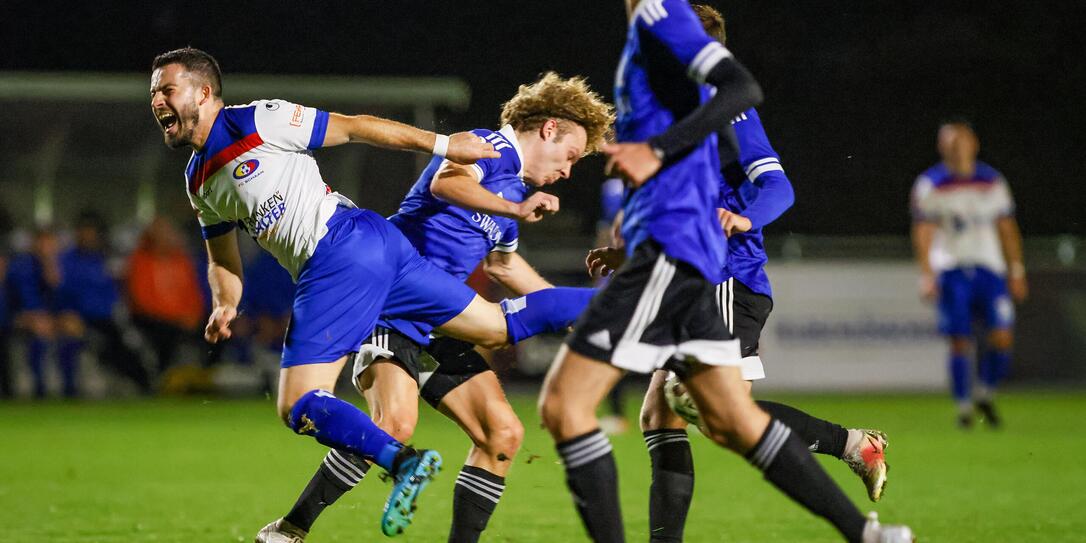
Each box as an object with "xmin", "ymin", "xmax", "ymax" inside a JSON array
[{"xmin": 381, "ymin": 448, "xmax": 443, "ymax": 537}]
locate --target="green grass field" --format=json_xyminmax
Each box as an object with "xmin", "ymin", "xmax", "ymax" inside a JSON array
[{"xmin": 5, "ymin": 391, "xmax": 1086, "ymax": 542}]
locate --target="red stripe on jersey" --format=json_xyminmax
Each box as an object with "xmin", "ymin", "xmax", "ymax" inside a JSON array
[{"xmin": 189, "ymin": 132, "xmax": 265, "ymax": 194}]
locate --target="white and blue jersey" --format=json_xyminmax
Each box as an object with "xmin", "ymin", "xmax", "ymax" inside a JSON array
[
  {"xmin": 182, "ymin": 100, "xmax": 477, "ymax": 366},
  {"xmin": 719, "ymin": 108, "xmax": 794, "ymax": 298},
  {"xmin": 911, "ymin": 161, "xmax": 1016, "ymax": 335},
  {"xmin": 615, "ymin": 0, "xmax": 734, "ymax": 284},
  {"xmin": 390, "ymin": 125, "xmax": 527, "ymax": 281}
]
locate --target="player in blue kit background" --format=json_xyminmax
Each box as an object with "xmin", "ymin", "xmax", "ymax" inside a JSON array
[
  {"xmin": 588, "ymin": 6, "xmax": 895, "ymax": 541},
  {"xmin": 150, "ymin": 48, "xmax": 592, "ymax": 537},
  {"xmin": 258, "ymin": 73, "xmax": 612, "ymax": 543},
  {"xmin": 911, "ymin": 121, "xmax": 1027, "ymax": 428},
  {"xmin": 539, "ymin": 2, "xmax": 912, "ymax": 542}
]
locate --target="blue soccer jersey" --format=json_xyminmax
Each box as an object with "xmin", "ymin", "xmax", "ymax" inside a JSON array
[
  {"xmin": 389, "ymin": 125, "xmax": 527, "ymax": 281},
  {"xmin": 615, "ymin": 0, "xmax": 735, "ymax": 284},
  {"xmin": 720, "ymin": 108, "xmax": 794, "ymax": 297}
]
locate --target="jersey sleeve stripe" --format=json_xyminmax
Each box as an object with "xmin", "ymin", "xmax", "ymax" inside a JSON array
[
  {"xmin": 747, "ymin": 162, "xmax": 784, "ymax": 181},
  {"xmin": 190, "ymin": 132, "xmax": 265, "ymax": 194},
  {"xmin": 491, "ymin": 240, "xmax": 518, "ymax": 253},
  {"xmin": 744, "ymin": 157, "xmax": 780, "ymax": 174},
  {"xmin": 200, "ymin": 221, "xmax": 236, "ymax": 240},
  {"xmin": 688, "ymin": 42, "xmax": 733, "ymax": 84},
  {"xmin": 469, "ymin": 164, "xmax": 485, "ymax": 182},
  {"xmin": 307, "ymin": 110, "xmax": 330, "ymax": 150}
]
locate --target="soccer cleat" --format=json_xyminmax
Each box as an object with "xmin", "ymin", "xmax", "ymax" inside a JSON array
[
  {"xmin": 254, "ymin": 518, "xmax": 306, "ymax": 543},
  {"xmin": 380, "ymin": 448, "xmax": 443, "ymax": 537},
  {"xmin": 842, "ymin": 429, "xmax": 889, "ymax": 502},
  {"xmin": 975, "ymin": 399, "xmax": 1002, "ymax": 428},
  {"xmin": 862, "ymin": 512, "xmax": 915, "ymax": 543}
]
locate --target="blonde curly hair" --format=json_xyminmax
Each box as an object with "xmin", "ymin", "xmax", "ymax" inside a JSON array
[{"xmin": 500, "ymin": 72, "xmax": 614, "ymax": 155}]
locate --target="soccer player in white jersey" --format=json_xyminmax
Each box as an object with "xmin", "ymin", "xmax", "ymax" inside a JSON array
[
  {"xmin": 912, "ymin": 121, "xmax": 1027, "ymax": 428},
  {"xmin": 149, "ymin": 47, "xmax": 592, "ymax": 537}
]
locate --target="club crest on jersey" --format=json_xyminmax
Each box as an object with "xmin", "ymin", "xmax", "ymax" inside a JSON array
[{"xmin": 233, "ymin": 159, "xmax": 261, "ymax": 180}]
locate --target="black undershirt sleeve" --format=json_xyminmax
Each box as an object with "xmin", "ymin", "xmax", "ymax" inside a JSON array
[{"xmin": 648, "ymin": 58, "xmax": 762, "ymax": 162}]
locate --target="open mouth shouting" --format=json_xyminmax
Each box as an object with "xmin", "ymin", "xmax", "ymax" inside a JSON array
[{"xmin": 155, "ymin": 109, "xmax": 179, "ymax": 136}]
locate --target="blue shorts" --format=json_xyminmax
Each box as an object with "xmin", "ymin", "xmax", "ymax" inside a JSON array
[
  {"xmin": 280, "ymin": 207, "xmax": 477, "ymax": 367},
  {"xmin": 937, "ymin": 266, "xmax": 1014, "ymax": 337}
]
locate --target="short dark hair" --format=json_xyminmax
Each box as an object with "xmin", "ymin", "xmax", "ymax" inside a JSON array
[
  {"xmin": 692, "ymin": 4, "xmax": 726, "ymax": 44},
  {"xmin": 152, "ymin": 47, "xmax": 223, "ymax": 97},
  {"xmin": 76, "ymin": 209, "xmax": 107, "ymax": 232}
]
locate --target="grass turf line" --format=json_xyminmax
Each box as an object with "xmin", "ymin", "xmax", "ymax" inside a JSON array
[{"xmin": 3, "ymin": 392, "xmax": 1085, "ymax": 542}]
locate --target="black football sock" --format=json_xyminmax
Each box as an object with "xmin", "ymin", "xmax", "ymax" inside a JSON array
[
  {"xmin": 557, "ymin": 430, "xmax": 625, "ymax": 543},
  {"xmin": 748, "ymin": 420, "xmax": 867, "ymax": 543},
  {"xmin": 644, "ymin": 430, "xmax": 694, "ymax": 542},
  {"xmin": 283, "ymin": 449, "xmax": 370, "ymax": 532},
  {"xmin": 757, "ymin": 400, "xmax": 850, "ymax": 458},
  {"xmin": 448, "ymin": 465, "xmax": 506, "ymax": 543}
]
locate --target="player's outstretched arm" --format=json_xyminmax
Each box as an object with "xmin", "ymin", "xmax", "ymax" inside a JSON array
[
  {"xmin": 997, "ymin": 216, "xmax": 1028, "ymax": 302},
  {"xmin": 204, "ymin": 232, "xmax": 244, "ymax": 344},
  {"xmin": 431, "ymin": 162, "xmax": 559, "ymax": 222},
  {"xmin": 322, "ymin": 113, "xmax": 500, "ymax": 164},
  {"xmin": 911, "ymin": 221, "xmax": 938, "ymax": 301},
  {"xmin": 483, "ymin": 251, "xmax": 554, "ymax": 296}
]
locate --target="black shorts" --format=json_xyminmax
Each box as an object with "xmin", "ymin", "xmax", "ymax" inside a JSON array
[
  {"xmin": 715, "ymin": 278, "xmax": 773, "ymax": 380},
  {"xmin": 566, "ymin": 240, "xmax": 742, "ymax": 374},
  {"xmin": 352, "ymin": 326, "xmax": 491, "ymax": 408}
]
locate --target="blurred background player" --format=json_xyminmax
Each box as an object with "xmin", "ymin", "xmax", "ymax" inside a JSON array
[{"xmin": 911, "ymin": 121, "xmax": 1027, "ymax": 428}]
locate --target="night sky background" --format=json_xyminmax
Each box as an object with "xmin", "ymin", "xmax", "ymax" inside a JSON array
[{"xmin": 4, "ymin": 0, "xmax": 1084, "ymax": 236}]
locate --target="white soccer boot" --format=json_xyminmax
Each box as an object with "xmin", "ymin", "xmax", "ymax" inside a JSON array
[
  {"xmin": 842, "ymin": 429, "xmax": 889, "ymax": 502},
  {"xmin": 255, "ymin": 518, "xmax": 307, "ymax": 543},
  {"xmin": 862, "ymin": 512, "xmax": 914, "ymax": 543}
]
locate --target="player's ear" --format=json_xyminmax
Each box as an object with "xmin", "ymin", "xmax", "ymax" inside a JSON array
[{"xmin": 540, "ymin": 118, "xmax": 558, "ymax": 141}]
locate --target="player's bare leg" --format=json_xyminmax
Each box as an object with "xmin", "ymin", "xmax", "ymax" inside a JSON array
[
  {"xmin": 437, "ymin": 296, "xmax": 509, "ymax": 349},
  {"xmin": 438, "ymin": 371, "xmax": 525, "ymax": 542},
  {"xmin": 538, "ymin": 346, "xmax": 628, "ymax": 543},
  {"xmin": 359, "ymin": 361, "xmax": 422, "ymax": 443},
  {"xmin": 948, "ymin": 336, "xmax": 975, "ymax": 427}
]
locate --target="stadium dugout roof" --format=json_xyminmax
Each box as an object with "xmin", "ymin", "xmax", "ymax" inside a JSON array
[{"xmin": 0, "ymin": 72, "xmax": 471, "ymax": 108}]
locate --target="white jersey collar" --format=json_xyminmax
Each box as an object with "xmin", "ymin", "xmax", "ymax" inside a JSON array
[{"xmin": 498, "ymin": 124, "xmax": 526, "ymax": 177}]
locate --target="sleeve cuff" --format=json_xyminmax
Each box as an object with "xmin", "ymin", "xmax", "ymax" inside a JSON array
[
  {"xmin": 201, "ymin": 222, "xmax": 236, "ymax": 240},
  {"xmin": 491, "ymin": 240, "xmax": 518, "ymax": 253},
  {"xmin": 307, "ymin": 109, "xmax": 330, "ymax": 150}
]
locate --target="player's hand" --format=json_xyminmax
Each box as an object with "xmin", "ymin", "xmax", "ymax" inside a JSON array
[
  {"xmin": 445, "ymin": 132, "xmax": 502, "ymax": 165},
  {"xmin": 586, "ymin": 246, "xmax": 626, "ymax": 279},
  {"xmin": 515, "ymin": 192, "xmax": 560, "ymax": 222},
  {"xmin": 918, "ymin": 273, "xmax": 938, "ymax": 302},
  {"xmin": 603, "ymin": 143, "xmax": 661, "ymax": 188},
  {"xmin": 205, "ymin": 305, "xmax": 238, "ymax": 344},
  {"xmin": 1008, "ymin": 276, "xmax": 1029, "ymax": 303},
  {"xmin": 718, "ymin": 209, "xmax": 752, "ymax": 237}
]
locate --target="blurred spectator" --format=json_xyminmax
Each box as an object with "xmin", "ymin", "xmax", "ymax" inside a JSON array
[
  {"xmin": 241, "ymin": 250, "xmax": 295, "ymax": 350},
  {"xmin": 5, "ymin": 227, "xmax": 77, "ymax": 397},
  {"xmin": 126, "ymin": 217, "xmax": 205, "ymax": 374},
  {"xmin": 0, "ymin": 207, "xmax": 12, "ymax": 398},
  {"xmin": 57, "ymin": 210, "xmax": 151, "ymax": 394}
]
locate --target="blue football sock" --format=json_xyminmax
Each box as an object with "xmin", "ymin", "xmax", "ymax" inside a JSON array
[
  {"xmin": 979, "ymin": 350, "xmax": 1011, "ymax": 389},
  {"xmin": 501, "ymin": 287, "xmax": 595, "ymax": 344},
  {"xmin": 28, "ymin": 338, "xmax": 48, "ymax": 397},
  {"xmin": 949, "ymin": 353, "xmax": 972, "ymax": 402},
  {"xmin": 288, "ymin": 389, "xmax": 403, "ymax": 471},
  {"xmin": 58, "ymin": 339, "xmax": 83, "ymax": 397}
]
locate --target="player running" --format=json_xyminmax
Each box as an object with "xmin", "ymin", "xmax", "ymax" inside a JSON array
[
  {"xmin": 585, "ymin": 6, "xmax": 893, "ymax": 541},
  {"xmin": 911, "ymin": 121, "xmax": 1027, "ymax": 428},
  {"xmin": 150, "ymin": 48, "xmax": 593, "ymax": 537},
  {"xmin": 257, "ymin": 73, "xmax": 612, "ymax": 543},
  {"xmin": 538, "ymin": 2, "xmax": 913, "ymax": 542}
]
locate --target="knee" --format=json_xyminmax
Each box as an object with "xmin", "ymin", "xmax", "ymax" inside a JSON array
[
  {"xmin": 479, "ymin": 413, "xmax": 525, "ymax": 460},
  {"xmin": 369, "ymin": 407, "xmax": 417, "ymax": 443},
  {"xmin": 538, "ymin": 389, "xmax": 571, "ymax": 437},
  {"xmin": 276, "ymin": 387, "xmax": 322, "ymax": 427},
  {"xmin": 989, "ymin": 330, "xmax": 1014, "ymax": 351},
  {"xmin": 949, "ymin": 337, "xmax": 972, "ymax": 356}
]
